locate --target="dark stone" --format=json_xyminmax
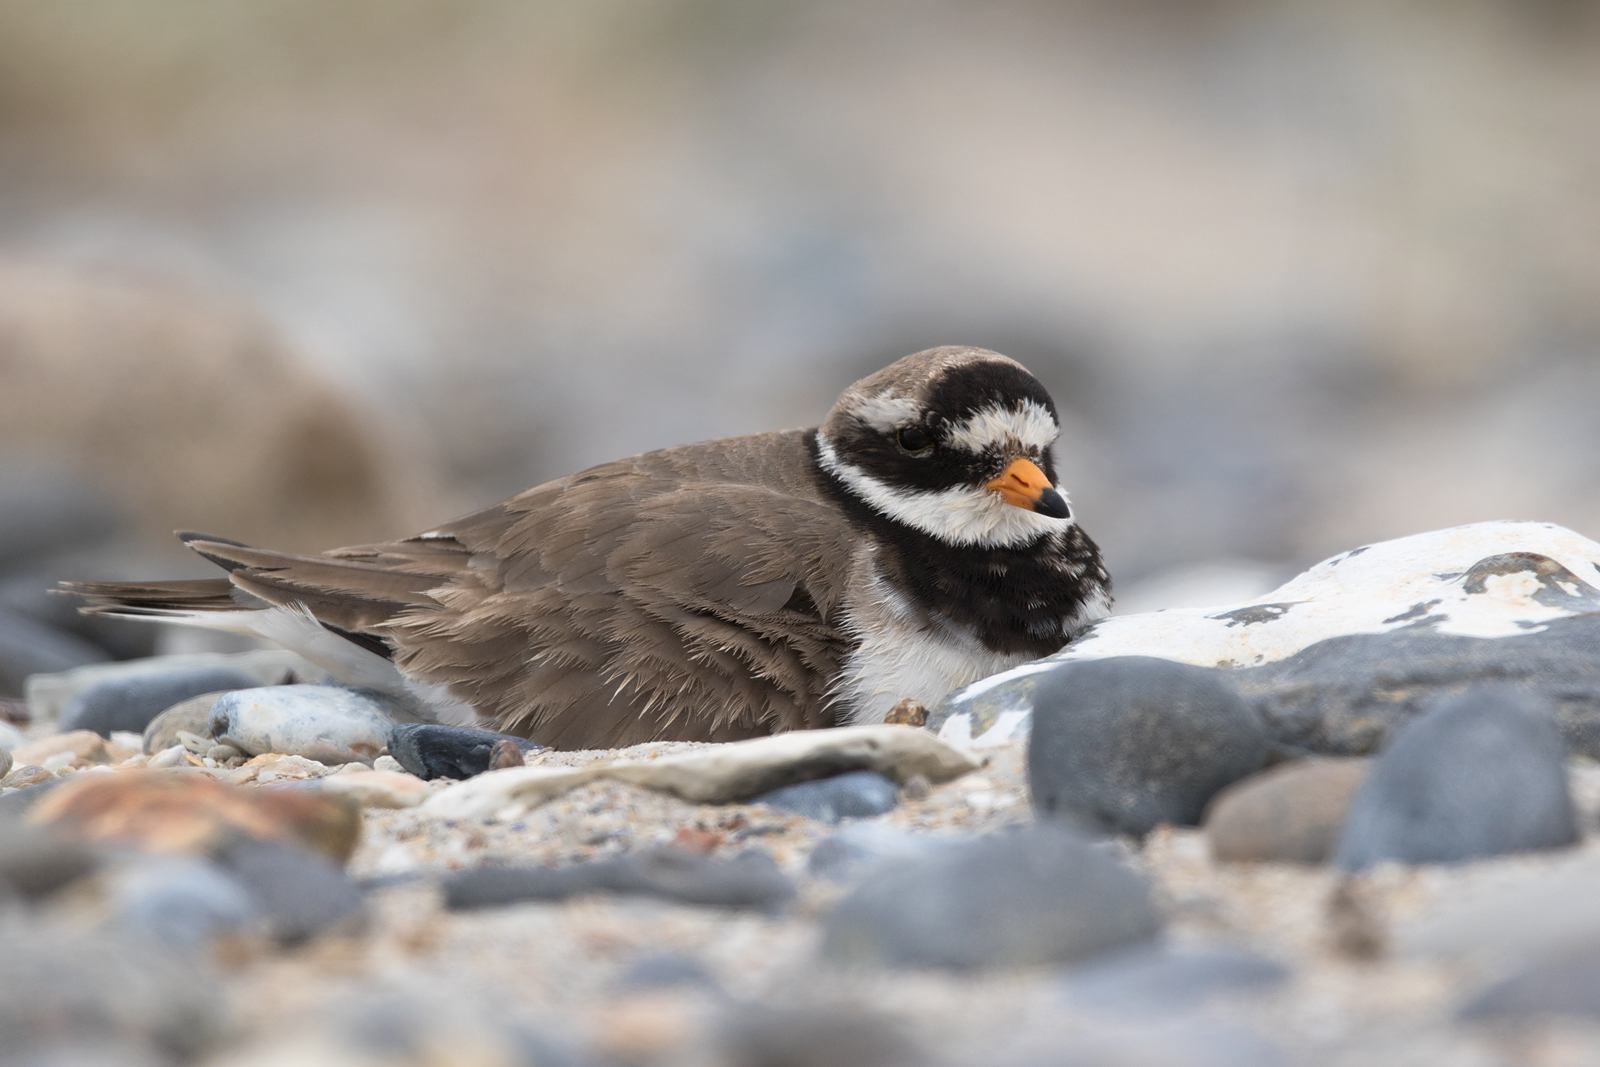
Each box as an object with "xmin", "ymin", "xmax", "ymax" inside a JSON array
[
  {"xmin": 1232, "ymin": 614, "xmax": 1600, "ymax": 756},
  {"xmin": 60, "ymin": 667, "xmax": 261, "ymax": 738},
  {"xmin": 615, "ymin": 951, "xmax": 722, "ymax": 992},
  {"xmin": 752, "ymin": 770, "xmax": 899, "ymax": 824},
  {"xmin": 713, "ymin": 1006, "xmax": 928, "ymax": 1067},
  {"xmin": 0, "ymin": 819, "xmax": 99, "ymax": 898},
  {"xmin": 387, "ymin": 722, "xmax": 546, "ymax": 780},
  {"xmin": 1460, "ymin": 946, "xmax": 1600, "ymax": 1021},
  {"xmin": 0, "ymin": 550, "xmax": 163, "ymax": 662},
  {"xmin": 0, "ymin": 607, "xmax": 108, "ymax": 697},
  {"xmin": 820, "ymin": 825, "xmax": 1162, "ymax": 970},
  {"xmin": 1335, "ymin": 686, "xmax": 1578, "ymax": 870},
  {"xmin": 1203, "ymin": 758, "xmax": 1371, "ymax": 864},
  {"xmin": 212, "ymin": 837, "xmax": 365, "ymax": 944},
  {"xmin": 0, "ymin": 926, "xmax": 222, "ymax": 1064},
  {"xmin": 445, "ymin": 847, "xmax": 796, "ymax": 911},
  {"xmin": 1060, "ymin": 945, "xmax": 1288, "ymax": 1013},
  {"xmin": 1028, "ymin": 657, "xmax": 1269, "ymax": 835}
]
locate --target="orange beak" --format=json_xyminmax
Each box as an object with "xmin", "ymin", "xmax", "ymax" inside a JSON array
[{"xmin": 985, "ymin": 458, "xmax": 1071, "ymax": 519}]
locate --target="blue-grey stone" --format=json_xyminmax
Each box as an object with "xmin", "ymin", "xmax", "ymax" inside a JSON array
[
  {"xmin": 212, "ymin": 837, "xmax": 364, "ymax": 944},
  {"xmin": 445, "ymin": 847, "xmax": 795, "ymax": 911},
  {"xmin": 111, "ymin": 858, "xmax": 259, "ymax": 953},
  {"xmin": 210, "ymin": 684, "xmax": 395, "ymax": 764},
  {"xmin": 714, "ymin": 1006, "xmax": 927, "ymax": 1067},
  {"xmin": 0, "ymin": 608, "xmax": 108, "ymax": 698},
  {"xmin": 1028, "ymin": 657, "xmax": 1268, "ymax": 835},
  {"xmin": 1337, "ymin": 687, "xmax": 1574, "ymax": 870},
  {"xmin": 806, "ymin": 824, "xmax": 954, "ymax": 883},
  {"xmin": 1335, "ymin": 686, "xmax": 1578, "ymax": 870},
  {"xmin": 1060, "ymin": 945, "xmax": 1288, "ymax": 1013},
  {"xmin": 821, "ymin": 825, "xmax": 1162, "ymax": 970},
  {"xmin": 0, "ymin": 819, "xmax": 98, "ymax": 898},
  {"xmin": 752, "ymin": 770, "xmax": 899, "ymax": 824},
  {"xmin": 60, "ymin": 666, "xmax": 262, "ymax": 738},
  {"xmin": 386, "ymin": 722, "xmax": 544, "ymax": 780},
  {"xmin": 614, "ymin": 952, "xmax": 722, "ymax": 993},
  {"xmin": 1460, "ymin": 946, "xmax": 1600, "ymax": 1021}
]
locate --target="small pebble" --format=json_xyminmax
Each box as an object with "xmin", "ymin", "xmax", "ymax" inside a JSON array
[
  {"xmin": 1, "ymin": 765, "xmax": 55, "ymax": 789},
  {"xmin": 821, "ymin": 825, "xmax": 1162, "ymax": 969},
  {"xmin": 752, "ymin": 770, "xmax": 899, "ymax": 825},
  {"xmin": 446, "ymin": 847, "xmax": 795, "ymax": 911},
  {"xmin": 144, "ymin": 691, "xmax": 226, "ymax": 755},
  {"xmin": 488, "ymin": 737, "xmax": 525, "ymax": 770},
  {"xmin": 387, "ymin": 722, "xmax": 545, "ymax": 780}
]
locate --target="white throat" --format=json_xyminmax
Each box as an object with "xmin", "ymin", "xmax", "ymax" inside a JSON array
[{"xmin": 816, "ymin": 435, "xmax": 1073, "ymax": 549}]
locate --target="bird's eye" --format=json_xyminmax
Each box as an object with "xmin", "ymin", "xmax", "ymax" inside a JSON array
[{"xmin": 896, "ymin": 427, "xmax": 933, "ymax": 453}]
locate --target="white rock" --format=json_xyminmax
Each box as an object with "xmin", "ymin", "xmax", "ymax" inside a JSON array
[
  {"xmin": 0, "ymin": 721, "xmax": 26, "ymax": 752},
  {"xmin": 148, "ymin": 744, "xmax": 187, "ymax": 769},
  {"xmin": 423, "ymin": 724, "xmax": 980, "ymax": 821},
  {"xmin": 373, "ymin": 755, "xmax": 405, "ymax": 774},
  {"xmin": 942, "ymin": 521, "xmax": 1600, "ymax": 746},
  {"xmin": 209, "ymin": 685, "xmax": 393, "ymax": 765}
]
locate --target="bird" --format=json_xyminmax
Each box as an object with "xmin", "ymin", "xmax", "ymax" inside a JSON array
[{"xmin": 66, "ymin": 346, "xmax": 1112, "ymax": 749}]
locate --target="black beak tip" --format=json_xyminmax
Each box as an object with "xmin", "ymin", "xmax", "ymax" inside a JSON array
[{"xmin": 1034, "ymin": 487, "xmax": 1071, "ymax": 520}]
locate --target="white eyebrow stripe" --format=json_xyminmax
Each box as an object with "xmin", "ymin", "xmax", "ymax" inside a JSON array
[
  {"xmin": 851, "ymin": 394, "xmax": 924, "ymax": 432},
  {"xmin": 946, "ymin": 400, "xmax": 1058, "ymax": 453},
  {"xmin": 816, "ymin": 435, "xmax": 1072, "ymax": 548}
]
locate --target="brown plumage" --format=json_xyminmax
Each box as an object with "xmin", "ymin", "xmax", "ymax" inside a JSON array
[{"xmin": 68, "ymin": 347, "xmax": 1112, "ymax": 749}]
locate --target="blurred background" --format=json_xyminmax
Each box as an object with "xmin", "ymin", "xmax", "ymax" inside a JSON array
[{"xmin": 2, "ymin": 0, "xmax": 1599, "ymax": 690}]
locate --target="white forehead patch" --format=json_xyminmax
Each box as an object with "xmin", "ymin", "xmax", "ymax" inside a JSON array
[
  {"xmin": 851, "ymin": 393, "xmax": 924, "ymax": 433},
  {"xmin": 817, "ymin": 436, "xmax": 1072, "ymax": 549},
  {"xmin": 946, "ymin": 400, "xmax": 1058, "ymax": 454}
]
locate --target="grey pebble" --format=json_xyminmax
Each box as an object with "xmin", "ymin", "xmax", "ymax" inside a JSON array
[
  {"xmin": 0, "ymin": 818, "xmax": 99, "ymax": 898},
  {"xmin": 1060, "ymin": 944, "xmax": 1288, "ymax": 1014},
  {"xmin": 614, "ymin": 951, "xmax": 723, "ymax": 993},
  {"xmin": 212, "ymin": 837, "xmax": 365, "ymax": 944},
  {"xmin": 446, "ymin": 847, "xmax": 795, "ymax": 911},
  {"xmin": 210, "ymin": 684, "xmax": 395, "ymax": 764},
  {"xmin": 821, "ymin": 825, "xmax": 1162, "ymax": 970},
  {"xmin": 712, "ymin": 1005, "xmax": 929, "ymax": 1067},
  {"xmin": 60, "ymin": 666, "xmax": 261, "ymax": 738},
  {"xmin": 0, "ymin": 607, "xmax": 108, "ymax": 698},
  {"xmin": 1335, "ymin": 685, "xmax": 1578, "ymax": 870},
  {"xmin": 387, "ymin": 721, "xmax": 545, "ymax": 780},
  {"xmin": 110, "ymin": 857, "xmax": 260, "ymax": 953},
  {"xmin": 1028, "ymin": 657, "xmax": 1268, "ymax": 835},
  {"xmin": 752, "ymin": 770, "xmax": 899, "ymax": 824},
  {"xmin": 1460, "ymin": 945, "xmax": 1600, "ymax": 1022},
  {"xmin": 806, "ymin": 824, "xmax": 955, "ymax": 883},
  {"xmin": 0, "ymin": 746, "xmax": 10, "ymax": 780}
]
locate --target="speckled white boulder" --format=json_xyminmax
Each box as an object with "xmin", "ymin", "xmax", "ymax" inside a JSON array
[
  {"xmin": 209, "ymin": 685, "xmax": 394, "ymax": 765},
  {"xmin": 938, "ymin": 521, "xmax": 1600, "ymax": 749}
]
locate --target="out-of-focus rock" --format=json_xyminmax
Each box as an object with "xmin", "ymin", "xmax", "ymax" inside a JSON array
[
  {"xmin": 25, "ymin": 768, "xmax": 362, "ymax": 862},
  {"xmin": 805, "ymin": 824, "xmax": 955, "ymax": 883},
  {"xmin": 386, "ymin": 721, "xmax": 544, "ymax": 780},
  {"xmin": 1459, "ymin": 946, "xmax": 1600, "ymax": 1022},
  {"xmin": 319, "ymin": 768, "xmax": 428, "ymax": 808},
  {"xmin": 1335, "ymin": 687, "xmax": 1577, "ymax": 869},
  {"xmin": 1205, "ymin": 759, "xmax": 1371, "ymax": 864},
  {"xmin": 61, "ymin": 666, "xmax": 261, "ymax": 738},
  {"xmin": 0, "ymin": 606, "xmax": 109, "ymax": 697},
  {"xmin": 210, "ymin": 685, "xmax": 394, "ymax": 764},
  {"xmin": 0, "ymin": 764, "xmax": 55, "ymax": 789},
  {"xmin": 0, "ymin": 256, "xmax": 437, "ymax": 553},
  {"xmin": 0, "ymin": 746, "xmax": 9, "ymax": 780},
  {"xmin": 0, "ymin": 925, "xmax": 224, "ymax": 1064},
  {"xmin": 1058, "ymin": 945, "xmax": 1289, "ymax": 1013},
  {"xmin": 211, "ymin": 836, "xmax": 365, "ymax": 944},
  {"xmin": 26, "ymin": 649, "xmax": 321, "ymax": 725},
  {"xmin": 0, "ymin": 819, "xmax": 100, "ymax": 898},
  {"xmin": 752, "ymin": 770, "xmax": 900, "ymax": 825},
  {"xmin": 12, "ymin": 728, "xmax": 113, "ymax": 767},
  {"xmin": 110, "ymin": 856, "xmax": 262, "ymax": 953},
  {"xmin": 1029, "ymin": 657, "xmax": 1267, "ymax": 835},
  {"xmin": 445, "ymin": 847, "xmax": 796, "ymax": 911},
  {"xmin": 821, "ymin": 825, "xmax": 1162, "ymax": 970}
]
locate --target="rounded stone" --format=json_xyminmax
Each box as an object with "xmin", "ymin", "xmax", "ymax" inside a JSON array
[
  {"xmin": 1204, "ymin": 758, "xmax": 1371, "ymax": 864},
  {"xmin": 210, "ymin": 685, "xmax": 394, "ymax": 764},
  {"xmin": 1028, "ymin": 657, "xmax": 1269, "ymax": 835},
  {"xmin": 143, "ymin": 692, "xmax": 228, "ymax": 754},
  {"xmin": 110, "ymin": 858, "xmax": 260, "ymax": 952},
  {"xmin": 386, "ymin": 722, "xmax": 544, "ymax": 780},
  {"xmin": 61, "ymin": 667, "xmax": 262, "ymax": 738},
  {"xmin": 1335, "ymin": 685, "xmax": 1578, "ymax": 870},
  {"xmin": 821, "ymin": 825, "xmax": 1162, "ymax": 970},
  {"xmin": 752, "ymin": 770, "xmax": 899, "ymax": 824}
]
